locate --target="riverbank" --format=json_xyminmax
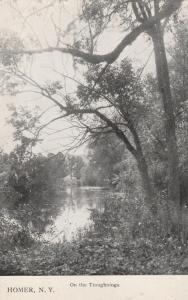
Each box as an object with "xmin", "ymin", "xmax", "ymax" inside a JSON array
[
  {"xmin": 0, "ymin": 223, "xmax": 187, "ymax": 275},
  {"xmin": 1, "ymin": 194, "xmax": 188, "ymax": 275}
]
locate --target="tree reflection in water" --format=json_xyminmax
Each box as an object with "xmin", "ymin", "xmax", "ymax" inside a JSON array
[{"xmin": 44, "ymin": 186, "xmax": 106, "ymax": 242}]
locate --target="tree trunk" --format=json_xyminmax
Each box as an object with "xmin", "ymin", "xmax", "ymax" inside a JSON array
[
  {"xmin": 136, "ymin": 152, "xmax": 157, "ymax": 215},
  {"xmin": 127, "ymin": 121, "xmax": 156, "ymax": 214},
  {"xmin": 150, "ymin": 13, "xmax": 181, "ymax": 232}
]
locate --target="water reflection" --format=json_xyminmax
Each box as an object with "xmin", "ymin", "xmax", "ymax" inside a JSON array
[{"xmin": 44, "ymin": 187, "xmax": 106, "ymax": 242}]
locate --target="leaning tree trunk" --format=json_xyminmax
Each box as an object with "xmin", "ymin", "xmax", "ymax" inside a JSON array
[
  {"xmin": 128, "ymin": 121, "xmax": 157, "ymax": 214},
  {"xmin": 136, "ymin": 152, "xmax": 157, "ymax": 214},
  {"xmin": 149, "ymin": 17, "xmax": 181, "ymax": 233}
]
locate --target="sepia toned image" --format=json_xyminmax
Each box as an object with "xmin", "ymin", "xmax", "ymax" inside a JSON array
[{"xmin": 0, "ymin": 0, "xmax": 188, "ymax": 277}]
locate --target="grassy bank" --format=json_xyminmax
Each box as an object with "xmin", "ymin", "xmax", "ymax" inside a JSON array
[{"xmin": 1, "ymin": 195, "xmax": 188, "ymax": 275}]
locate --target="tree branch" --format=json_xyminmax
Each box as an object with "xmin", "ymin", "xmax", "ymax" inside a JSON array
[
  {"xmin": 64, "ymin": 107, "xmax": 137, "ymax": 156},
  {"xmin": 0, "ymin": 0, "xmax": 183, "ymax": 64}
]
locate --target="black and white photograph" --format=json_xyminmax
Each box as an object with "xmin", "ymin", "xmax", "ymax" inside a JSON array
[{"xmin": 0, "ymin": 0, "xmax": 188, "ymax": 277}]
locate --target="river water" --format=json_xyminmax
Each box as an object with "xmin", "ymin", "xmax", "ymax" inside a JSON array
[{"xmin": 44, "ymin": 186, "xmax": 107, "ymax": 242}]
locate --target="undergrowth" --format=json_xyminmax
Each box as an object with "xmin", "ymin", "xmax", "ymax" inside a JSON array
[{"xmin": 0, "ymin": 194, "xmax": 188, "ymax": 275}]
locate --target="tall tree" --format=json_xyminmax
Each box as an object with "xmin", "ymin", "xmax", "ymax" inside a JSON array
[
  {"xmin": 130, "ymin": 0, "xmax": 181, "ymax": 230},
  {"xmin": 168, "ymin": 20, "xmax": 188, "ymax": 209}
]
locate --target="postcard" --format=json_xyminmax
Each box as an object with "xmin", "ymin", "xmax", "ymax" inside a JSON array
[{"xmin": 0, "ymin": 0, "xmax": 187, "ymax": 299}]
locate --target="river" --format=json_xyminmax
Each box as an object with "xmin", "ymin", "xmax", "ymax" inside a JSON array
[{"xmin": 44, "ymin": 186, "xmax": 107, "ymax": 242}]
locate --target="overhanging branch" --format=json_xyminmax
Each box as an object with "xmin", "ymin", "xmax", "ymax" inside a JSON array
[{"xmin": 0, "ymin": 0, "xmax": 184, "ymax": 64}]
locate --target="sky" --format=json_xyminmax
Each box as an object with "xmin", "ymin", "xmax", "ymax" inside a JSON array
[{"xmin": 0, "ymin": 0, "xmax": 187, "ymax": 156}]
